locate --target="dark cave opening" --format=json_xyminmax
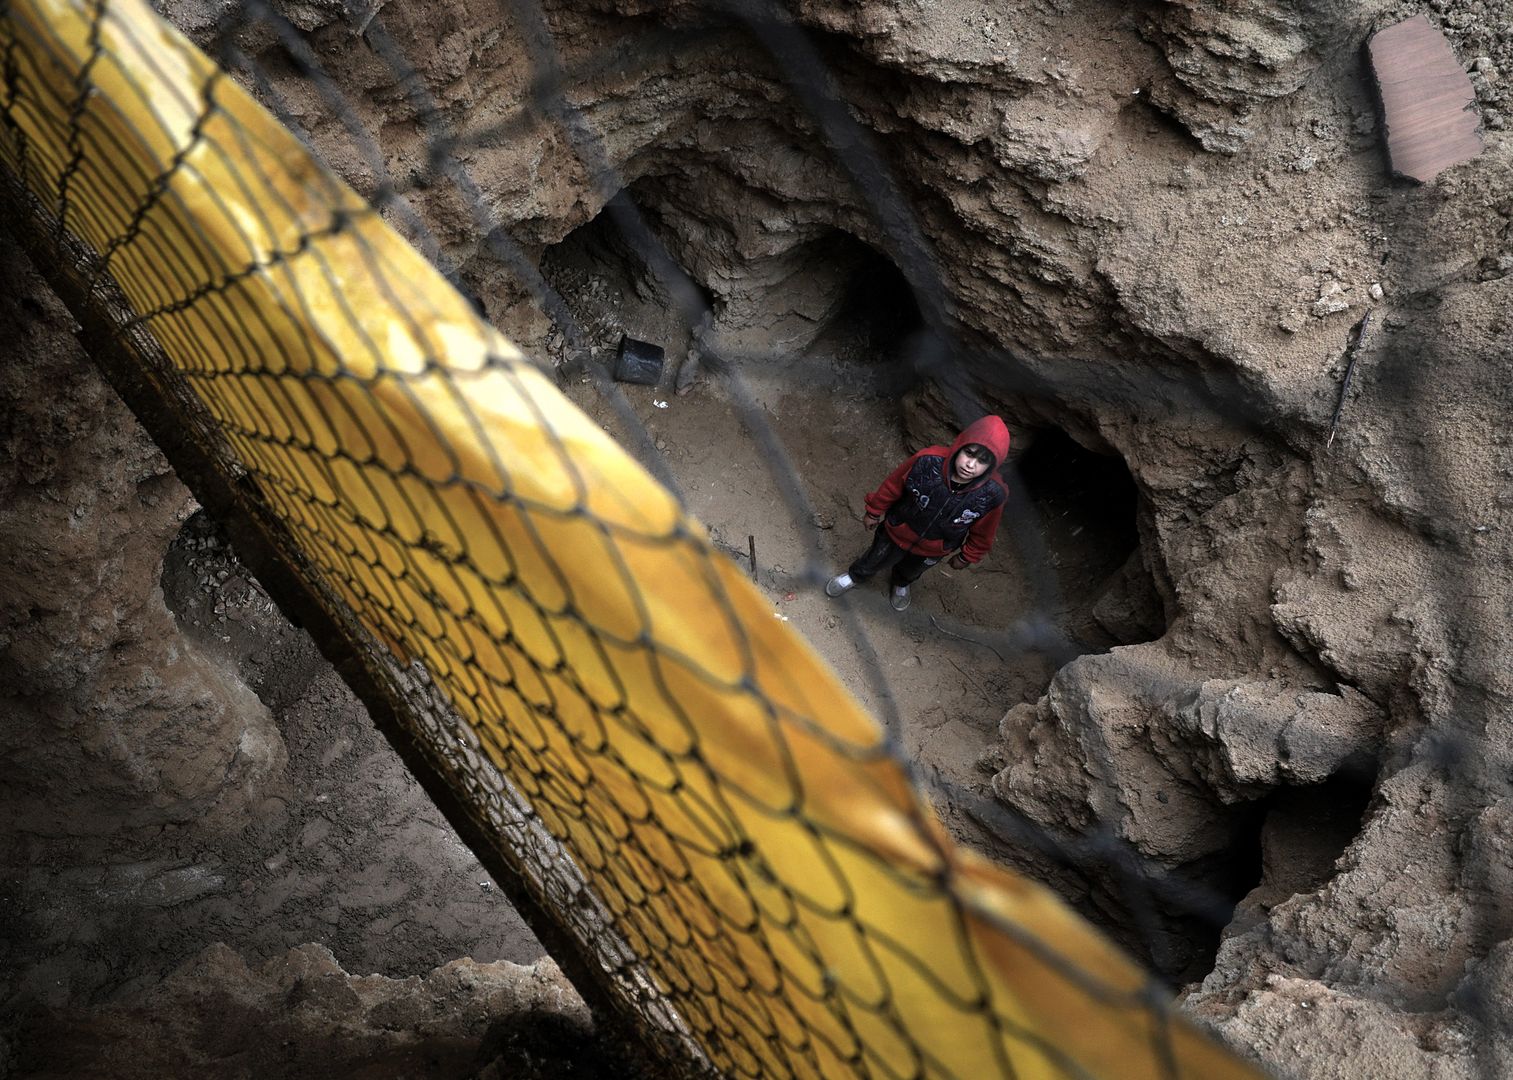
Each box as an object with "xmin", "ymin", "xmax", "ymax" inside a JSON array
[
  {"xmin": 536, "ymin": 194, "xmax": 694, "ymax": 373},
  {"xmin": 797, "ymin": 231, "xmax": 924, "ymax": 383},
  {"xmin": 1252, "ymin": 767, "xmax": 1378, "ymax": 911},
  {"xmin": 1158, "ymin": 765, "xmax": 1379, "ymax": 986},
  {"xmin": 1014, "ymin": 426, "xmax": 1166, "ymax": 647},
  {"xmin": 538, "ymin": 186, "xmax": 927, "ymax": 398}
]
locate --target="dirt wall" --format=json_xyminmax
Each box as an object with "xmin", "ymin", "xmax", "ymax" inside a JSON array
[{"xmin": 4, "ymin": 0, "xmax": 1510, "ymax": 1076}]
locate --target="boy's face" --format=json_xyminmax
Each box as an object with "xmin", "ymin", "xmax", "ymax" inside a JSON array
[{"xmin": 952, "ymin": 449, "xmax": 989, "ymax": 482}]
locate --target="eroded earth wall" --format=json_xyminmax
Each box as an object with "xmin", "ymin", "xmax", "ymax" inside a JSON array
[
  {"xmin": 4, "ymin": 0, "xmax": 1511, "ymax": 1077},
  {"xmin": 0, "ymin": 239, "xmax": 287, "ymax": 856}
]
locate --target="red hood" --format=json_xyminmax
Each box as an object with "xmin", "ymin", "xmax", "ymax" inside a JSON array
[{"xmin": 944, "ymin": 415, "xmax": 1010, "ymax": 483}]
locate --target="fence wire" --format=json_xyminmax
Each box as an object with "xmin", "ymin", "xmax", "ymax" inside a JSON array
[{"xmin": 0, "ymin": 0, "xmax": 1289, "ymax": 1076}]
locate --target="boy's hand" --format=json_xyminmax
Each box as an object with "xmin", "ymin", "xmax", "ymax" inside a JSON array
[
  {"xmin": 863, "ymin": 513, "xmax": 882, "ymax": 528},
  {"xmin": 948, "ymin": 554, "xmax": 971, "ymax": 570}
]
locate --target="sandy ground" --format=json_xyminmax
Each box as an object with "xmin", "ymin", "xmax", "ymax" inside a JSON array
[{"xmin": 567, "ymin": 369, "xmax": 1051, "ymax": 828}]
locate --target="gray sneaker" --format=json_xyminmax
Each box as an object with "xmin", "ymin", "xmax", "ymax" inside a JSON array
[
  {"xmin": 890, "ymin": 585, "xmax": 911, "ymax": 611},
  {"xmin": 825, "ymin": 573, "xmax": 855, "ymax": 597}
]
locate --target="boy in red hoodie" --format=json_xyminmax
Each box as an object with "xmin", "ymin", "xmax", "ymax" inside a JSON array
[{"xmin": 825, "ymin": 415, "xmax": 1010, "ymax": 611}]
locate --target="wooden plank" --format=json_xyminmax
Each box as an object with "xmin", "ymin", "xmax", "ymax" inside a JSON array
[{"xmin": 1367, "ymin": 15, "xmax": 1483, "ymax": 183}]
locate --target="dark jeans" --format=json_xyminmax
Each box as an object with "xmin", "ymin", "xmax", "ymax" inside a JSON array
[{"xmin": 848, "ymin": 527, "xmax": 940, "ymax": 588}]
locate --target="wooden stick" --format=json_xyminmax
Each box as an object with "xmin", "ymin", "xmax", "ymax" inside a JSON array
[
  {"xmin": 748, "ymin": 534, "xmax": 758, "ymax": 581},
  {"xmin": 1327, "ymin": 311, "xmax": 1372, "ymax": 449}
]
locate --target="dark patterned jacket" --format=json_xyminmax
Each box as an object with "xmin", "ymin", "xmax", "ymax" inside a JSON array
[{"xmin": 861, "ymin": 415, "xmax": 1009, "ymax": 563}]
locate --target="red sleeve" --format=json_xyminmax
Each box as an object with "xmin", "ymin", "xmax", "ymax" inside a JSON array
[
  {"xmin": 863, "ymin": 452, "xmax": 925, "ymax": 518},
  {"xmin": 959, "ymin": 491, "xmax": 1006, "ymax": 564}
]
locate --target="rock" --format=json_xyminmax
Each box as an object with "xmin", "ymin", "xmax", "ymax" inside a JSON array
[
  {"xmin": 1089, "ymin": 548, "xmax": 1166, "ymax": 645},
  {"xmin": 1310, "ymin": 281, "xmax": 1351, "ymax": 317},
  {"xmin": 1139, "ymin": 0, "xmax": 1317, "ymax": 152},
  {"xmin": 1173, "ymin": 680, "xmax": 1382, "ymax": 792},
  {"xmin": 990, "ymin": 101, "xmax": 1111, "ymax": 182},
  {"xmin": 1188, "ymin": 973, "xmax": 1483, "ymax": 1079}
]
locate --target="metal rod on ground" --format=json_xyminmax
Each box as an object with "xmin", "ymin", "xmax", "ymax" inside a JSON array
[
  {"xmin": 1327, "ymin": 311, "xmax": 1372, "ymax": 448},
  {"xmin": 930, "ymin": 614, "xmax": 1008, "ymax": 661}
]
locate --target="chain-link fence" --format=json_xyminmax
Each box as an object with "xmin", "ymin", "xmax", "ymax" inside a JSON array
[{"xmin": 10, "ymin": 0, "xmax": 1499, "ymax": 1076}]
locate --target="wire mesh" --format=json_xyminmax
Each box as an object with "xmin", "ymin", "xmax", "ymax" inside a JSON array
[{"xmin": 0, "ymin": 0, "xmax": 1352, "ymax": 1076}]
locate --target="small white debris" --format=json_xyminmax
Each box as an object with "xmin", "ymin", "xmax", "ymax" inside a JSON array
[
  {"xmin": 652, "ymin": 399, "xmax": 669, "ymax": 409},
  {"xmin": 1369, "ymin": 283, "xmax": 1384, "ymax": 300},
  {"xmin": 1311, "ymin": 280, "xmax": 1350, "ymax": 317}
]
